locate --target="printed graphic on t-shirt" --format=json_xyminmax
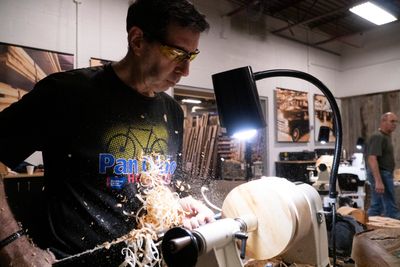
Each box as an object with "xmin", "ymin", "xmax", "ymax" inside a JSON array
[{"xmin": 100, "ymin": 119, "xmax": 176, "ymax": 190}]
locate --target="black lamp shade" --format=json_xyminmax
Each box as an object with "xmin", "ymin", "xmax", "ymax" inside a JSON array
[
  {"xmin": 318, "ymin": 126, "xmax": 330, "ymax": 143},
  {"xmin": 212, "ymin": 66, "xmax": 266, "ymax": 136}
]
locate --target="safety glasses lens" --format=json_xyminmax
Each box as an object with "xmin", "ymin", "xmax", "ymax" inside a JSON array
[{"xmin": 161, "ymin": 45, "xmax": 199, "ymax": 62}]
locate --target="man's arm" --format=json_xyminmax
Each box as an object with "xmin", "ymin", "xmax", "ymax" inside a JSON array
[
  {"xmin": 0, "ymin": 162, "xmax": 55, "ymax": 266},
  {"xmin": 367, "ymin": 155, "xmax": 385, "ymax": 194}
]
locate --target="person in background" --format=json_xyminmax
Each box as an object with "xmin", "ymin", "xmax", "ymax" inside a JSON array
[
  {"xmin": 366, "ymin": 112, "xmax": 400, "ymax": 220},
  {"xmin": 0, "ymin": 0, "xmax": 214, "ymax": 266}
]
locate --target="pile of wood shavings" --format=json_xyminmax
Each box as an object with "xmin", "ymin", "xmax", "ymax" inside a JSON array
[{"xmin": 104, "ymin": 155, "xmax": 187, "ymax": 267}]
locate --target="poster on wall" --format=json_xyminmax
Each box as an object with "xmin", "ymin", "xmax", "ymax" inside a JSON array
[
  {"xmin": 275, "ymin": 87, "xmax": 310, "ymax": 143},
  {"xmin": 90, "ymin": 57, "xmax": 113, "ymax": 67},
  {"xmin": 314, "ymin": 94, "xmax": 335, "ymax": 142},
  {"xmin": 0, "ymin": 42, "xmax": 74, "ymax": 111}
]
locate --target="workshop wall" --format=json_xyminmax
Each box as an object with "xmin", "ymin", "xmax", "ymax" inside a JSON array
[
  {"xmin": 341, "ymin": 90, "xmax": 400, "ymax": 168},
  {"xmin": 339, "ymin": 23, "xmax": 400, "ymax": 98},
  {"xmin": 0, "ymin": 0, "xmax": 128, "ymax": 67}
]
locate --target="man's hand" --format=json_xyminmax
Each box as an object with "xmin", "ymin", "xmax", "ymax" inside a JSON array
[
  {"xmin": 179, "ymin": 196, "xmax": 215, "ymax": 230},
  {"xmin": 375, "ymin": 179, "xmax": 385, "ymax": 194},
  {"xmin": 0, "ymin": 236, "xmax": 56, "ymax": 267},
  {"xmin": 368, "ymin": 155, "xmax": 385, "ymax": 194}
]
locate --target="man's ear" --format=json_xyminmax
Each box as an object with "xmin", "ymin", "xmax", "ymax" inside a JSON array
[{"xmin": 127, "ymin": 26, "xmax": 145, "ymax": 55}]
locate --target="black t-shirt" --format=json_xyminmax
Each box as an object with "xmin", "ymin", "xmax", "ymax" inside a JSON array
[{"xmin": 0, "ymin": 64, "xmax": 183, "ymax": 255}]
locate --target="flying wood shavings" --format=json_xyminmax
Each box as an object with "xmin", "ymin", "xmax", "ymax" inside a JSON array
[{"xmin": 100, "ymin": 155, "xmax": 187, "ymax": 266}]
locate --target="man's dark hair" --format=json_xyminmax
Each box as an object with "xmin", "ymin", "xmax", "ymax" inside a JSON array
[{"xmin": 126, "ymin": 0, "xmax": 209, "ymax": 43}]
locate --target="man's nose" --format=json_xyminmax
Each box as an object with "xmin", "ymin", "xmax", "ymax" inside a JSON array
[{"xmin": 175, "ymin": 60, "xmax": 190, "ymax": 77}]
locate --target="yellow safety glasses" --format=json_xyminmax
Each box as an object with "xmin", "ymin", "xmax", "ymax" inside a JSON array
[{"xmin": 160, "ymin": 44, "xmax": 200, "ymax": 63}]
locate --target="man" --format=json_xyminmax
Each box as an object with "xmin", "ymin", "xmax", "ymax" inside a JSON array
[
  {"xmin": 367, "ymin": 112, "xmax": 400, "ymax": 219},
  {"xmin": 0, "ymin": 0, "xmax": 213, "ymax": 265}
]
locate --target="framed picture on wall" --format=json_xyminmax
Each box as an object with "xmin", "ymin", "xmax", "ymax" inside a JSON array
[
  {"xmin": 314, "ymin": 94, "xmax": 335, "ymax": 142},
  {"xmin": 90, "ymin": 57, "xmax": 113, "ymax": 67},
  {"xmin": 0, "ymin": 42, "xmax": 74, "ymax": 111},
  {"xmin": 275, "ymin": 87, "xmax": 310, "ymax": 143}
]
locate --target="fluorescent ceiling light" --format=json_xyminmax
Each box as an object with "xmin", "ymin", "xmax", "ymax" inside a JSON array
[
  {"xmin": 350, "ymin": 2, "xmax": 397, "ymax": 25},
  {"xmin": 182, "ymin": 98, "xmax": 202, "ymax": 104}
]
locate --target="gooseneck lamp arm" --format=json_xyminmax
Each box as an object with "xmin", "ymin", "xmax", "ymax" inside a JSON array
[
  {"xmin": 254, "ymin": 69, "xmax": 341, "ymax": 267},
  {"xmin": 253, "ymin": 69, "xmax": 342, "ymax": 200},
  {"xmin": 212, "ymin": 66, "xmax": 342, "ymax": 266}
]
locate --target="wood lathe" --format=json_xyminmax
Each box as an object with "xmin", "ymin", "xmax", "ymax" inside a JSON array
[{"xmin": 161, "ymin": 177, "xmax": 330, "ymax": 267}]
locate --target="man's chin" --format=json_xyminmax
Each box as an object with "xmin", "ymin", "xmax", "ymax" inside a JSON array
[
  {"xmin": 154, "ymin": 85, "xmax": 173, "ymax": 93},
  {"xmin": 158, "ymin": 81, "xmax": 176, "ymax": 91},
  {"xmin": 167, "ymin": 80, "xmax": 178, "ymax": 87}
]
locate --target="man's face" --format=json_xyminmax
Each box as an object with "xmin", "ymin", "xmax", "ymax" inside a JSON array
[
  {"xmin": 382, "ymin": 114, "xmax": 398, "ymax": 134},
  {"xmin": 139, "ymin": 24, "xmax": 201, "ymax": 93}
]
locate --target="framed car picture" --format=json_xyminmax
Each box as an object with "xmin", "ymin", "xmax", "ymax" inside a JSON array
[
  {"xmin": 314, "ymin": 94, "xmax": 335, "ymax": 143},
  {"xmin": 275, "ymin": 87, "xmax": 310, "ymax": 143}
]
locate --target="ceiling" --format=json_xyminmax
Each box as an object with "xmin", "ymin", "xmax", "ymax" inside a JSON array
[{"xmin": 224, "ymin": 0, "xmax": 400, "ymax": 55}]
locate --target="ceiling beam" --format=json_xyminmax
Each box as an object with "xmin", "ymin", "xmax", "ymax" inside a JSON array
[
  {"xmin": 271, "ymin": 0, "xmax": 364, "ymax": 34},
  {"xmin": 308, "ymin": 13, "xmax": 347, "ymax": 29},
  {"xmin": 222, "ymin": 0, "xmax": 260, "ymax": 17},
  {"xmin": 269, "ymin": 0, "xmax": 306, "ymax": 15},
  {"xmin": 313, "ymin": 19, "xmax": 400, "ymax": 46},
  {"xmin": 273, "ymin": 32, "xmax": 341, "ymax": 56}
]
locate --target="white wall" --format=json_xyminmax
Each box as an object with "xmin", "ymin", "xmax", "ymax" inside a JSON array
[
  {"xmin": 338, "ymin": 22, "xmax": 400, "ymax": 97},
  {"xmin": 0, "ymin": 0, "xmax": 128, "ymax": 66},
  {"xmin": 0, "ymin": 0, "xmax": 75, "ymax": 55},
  {"xmin": 2, "ymin": 0, "xmax": 399, "ymax": 176}
]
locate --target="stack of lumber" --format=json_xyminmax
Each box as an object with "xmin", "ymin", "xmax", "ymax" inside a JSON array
[
  {"xmin": 0, "ymin": 82, "xmax": 26, "ymax": 111},
  {"xmin": 43, "ymin": 51, "xmax": 62, "ymax": 73},
  {"xmin": 182, "ymin": 113, "xmax": 219, "ymax": 178},
  {"xmin": 0, "ymin": 46, "xmax": 47, "ymax": 83},
  {"xmin": 181, "ymin": 111, "xmax": 249, "ymax": 180},
  {"xmin": 217, "ymin": 135, "xmax": 246, "ymax": 161},
  {"xmin": 217, "ymin": 135, "xmax": 236, "ymax": 160},
  {"xmin": 0, "ymin": 45, "xmax": 64, "ymax": 111}
]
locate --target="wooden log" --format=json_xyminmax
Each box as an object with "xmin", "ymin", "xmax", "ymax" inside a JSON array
[
  {"xmin": 367, "ymin": 216, "xmax": 400, "ymax": 230},
  {"xmin": 352, "ymin": 228, "xmax": 400, "ymax": 267}
]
